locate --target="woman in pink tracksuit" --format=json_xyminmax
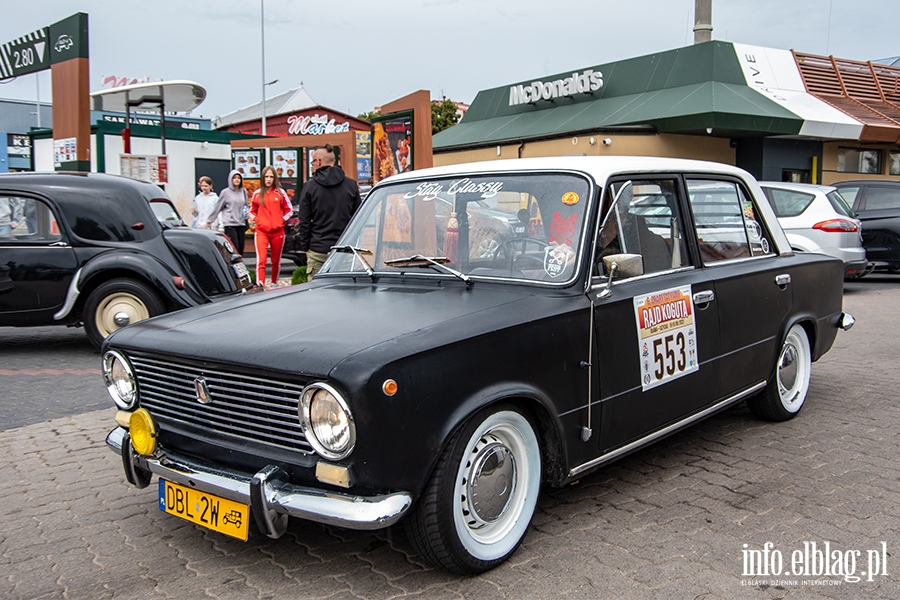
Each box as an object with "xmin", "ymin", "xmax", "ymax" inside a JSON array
[{"xmin": 249, "ymin": 166, "xmax": 293, "ymax": 289}]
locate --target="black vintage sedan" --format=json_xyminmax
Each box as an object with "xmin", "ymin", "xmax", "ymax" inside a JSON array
[
  {"xmin": 103, "ymin": 157, "xmax": 853, "ymax": 574},
  {"xmin": 0, "ymin": 172, "xmax": 255, "ymax": 347}
]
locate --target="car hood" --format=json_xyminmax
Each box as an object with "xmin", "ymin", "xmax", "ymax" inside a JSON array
[{"xmin": 107, "ymin": 280, "xmax": 542, "ymax": 376}]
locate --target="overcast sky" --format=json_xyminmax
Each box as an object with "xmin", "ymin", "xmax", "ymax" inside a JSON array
[{"xmin": 2, "ymin": 0, "xmax": 899, "ymax": 123}]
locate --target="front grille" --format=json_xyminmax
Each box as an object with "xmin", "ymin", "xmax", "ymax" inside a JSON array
[{"xmin": 131, "ymin": 355, "xmax": 312, "ymax": 453}]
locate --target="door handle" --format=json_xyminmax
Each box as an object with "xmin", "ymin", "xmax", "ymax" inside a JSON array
[
  {"xmin": 775, "ymin": 274, "xmax": 791, "ymax": 286},
  {"xmin": 692, "ymin": 290, "xmax": 715, "ymax": 305}
]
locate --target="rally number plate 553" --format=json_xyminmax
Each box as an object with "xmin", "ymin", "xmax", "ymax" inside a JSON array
[{"xmin": 159, "ymin": 479, "xmax": 250, "ymax": 541}]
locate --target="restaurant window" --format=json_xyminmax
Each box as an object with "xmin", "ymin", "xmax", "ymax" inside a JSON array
[
  {"xmin": 889, "ymin": 151, "xmax": 900, "ymax": 176},
  {"xmin": 837, "ymin": 148, "xmax": 882, "ymax": 174}
]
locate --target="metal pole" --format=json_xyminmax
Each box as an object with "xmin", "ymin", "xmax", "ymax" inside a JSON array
[
  {"xmin": 35, "ymin": 72, "xmax": 41, "ymax": 128},
  {"xmin": 261, "ymin": 0, "xmax": 266, "ymax": 135},
  {"xmin": 160, "ymin": 86, "xmax": 166, "ymax": 156}
]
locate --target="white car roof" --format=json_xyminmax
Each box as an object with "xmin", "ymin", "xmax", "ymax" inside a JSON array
[
  {"xmin": 386, "ymin": 156, "xmax": 754, "ymax": 183},
  {"xmin": 759, "ymin": 181, "xmax": 836, "ymax": 193}
]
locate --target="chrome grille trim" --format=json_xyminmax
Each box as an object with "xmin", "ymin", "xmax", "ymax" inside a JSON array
[{"xmin": 130, "ymin": 355, "xmax": 312, "ymax": 453}]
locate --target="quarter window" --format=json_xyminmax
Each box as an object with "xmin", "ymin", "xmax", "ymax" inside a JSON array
[
  {"xmin": 763, "ymin": 188, "xmax": 814, "ymax": 218},
  {"xmin": 686, "ymin": 180, "xmax": 773, "ymax": 264}
]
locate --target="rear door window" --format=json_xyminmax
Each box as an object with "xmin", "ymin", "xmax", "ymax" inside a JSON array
[
  {"xmin": 686, "ymin": 179, "xmax": 773, "ymax": 263},
  {"xmin": 863, "ymin": 186, "xmax": 900, "ymax": 210}
]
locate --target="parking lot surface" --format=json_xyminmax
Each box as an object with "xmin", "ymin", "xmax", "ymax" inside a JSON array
[{"xmin": 1, "ymin": 276, "xmax": 899, "ymax": 599}]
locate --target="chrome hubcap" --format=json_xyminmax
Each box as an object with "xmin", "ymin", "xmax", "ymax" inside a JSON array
[
  {"xmin": 778, "ymin": 344, "xmax": 798, "ymax": 393},
  {"xmin": 113, "ymin": 311, "xmax": 131, "ymax": 327},
  {"xmin": 463, "ymin": 435, "xmax": 516, "ymax": 527}
]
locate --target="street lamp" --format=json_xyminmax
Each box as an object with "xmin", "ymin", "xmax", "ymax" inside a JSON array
[
  {"xmin": 259, "ymin": 0, "xmax": 277, "ymax": 135},
  {"xmin": 263, "ymin": 78, "xmax": 278, "ymax": 135}
]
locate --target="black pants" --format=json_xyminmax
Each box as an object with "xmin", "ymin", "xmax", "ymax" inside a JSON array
[{"xmin": 224, "ymin": 224, "xmax": 247, "ymax": 256}]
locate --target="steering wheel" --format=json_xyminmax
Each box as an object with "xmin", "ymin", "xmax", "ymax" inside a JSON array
[{"xmin": 492, "ymin": 237, "xmax": 550, "ymax": 272}]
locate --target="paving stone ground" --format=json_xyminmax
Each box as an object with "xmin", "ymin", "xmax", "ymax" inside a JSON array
[{"xmin": 1, "ymin": 277, "xmax": 899, "ymax": 599}]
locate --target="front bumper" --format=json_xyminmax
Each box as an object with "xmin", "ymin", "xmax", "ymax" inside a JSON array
[{"xmin": 106, "ymin": 426, "xmax": 412, "ymax": 537}]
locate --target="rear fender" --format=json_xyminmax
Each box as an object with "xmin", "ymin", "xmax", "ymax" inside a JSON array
[{"xmin": 75, "ymin": 250, "xmax": 202, "ymax": 314}]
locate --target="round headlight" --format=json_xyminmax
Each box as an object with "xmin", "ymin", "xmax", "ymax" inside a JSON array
[
  {"xmin": 299, "ymin": 383, "xmax": 356, "ymax": 460},
  {"xmin": 129, "ymin": 408, "xmax": 157, "ymax": 456},
  {"xmin": 102, "ymin": 351, "xmax": 137, "ymax": 410}
]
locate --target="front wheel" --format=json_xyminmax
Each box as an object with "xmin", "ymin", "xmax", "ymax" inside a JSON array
[
  {"xmin": 406, "ymin": 404, "xmax": 541, "ymax": 574},
  {"xmin": 84, "ymin": 279, "xmax": 165, "ymax": 348},
  {"xmin": 747, "ymin": 324, "xmax": 811, "ymax": 421}
]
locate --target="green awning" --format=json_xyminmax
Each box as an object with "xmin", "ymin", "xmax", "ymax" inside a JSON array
[{"xmin": 435, "ymin": 42, "xmax": 804, "ymax": 151}]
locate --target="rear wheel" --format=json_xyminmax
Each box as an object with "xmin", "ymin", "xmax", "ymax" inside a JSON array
[
  {"xmin": 84, "ymin": 279, "xmax": 165, "ymax": 348},
  {"xmin": 747, "ymin": 324, "xmax": 811, "ymax": 421},
  {"xmin": 406, "ymin": 404, "xmax": 541, "ymax": 574}
]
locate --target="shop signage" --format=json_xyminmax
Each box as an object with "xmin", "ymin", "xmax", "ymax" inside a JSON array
[
  {"xmin": 286, "ymin": 113, "xmax": 350, "ymax": 136},
  {"xmin": 7, "ymin": 134, "xmax": 32, "ymax": 156},
  {"xmin": 508, "ymin": 69, "xmax": 603, "ymax": 106},
  {"xmin": 100, "ymin": 114, "xmax": 201, "ymax": 130}
]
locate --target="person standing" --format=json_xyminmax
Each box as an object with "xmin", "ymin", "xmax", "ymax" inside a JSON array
[
  {"xmin": 207, "ymin": 170, "xmax": 249, "ymax": 255},
  {"xmin": 192, "ymin": 176, "xmax": 220, "ymax": 229},
  {"xmin": 0, "ymin": 197, "xmax": 22, "ymax": 235},
  {"xmin": 249, "ymin": 165, "xmax": 292, "ymax": 289},
  {"xmin": 298, "ymin": 144, "xmax": 362, "ymax": 279}
]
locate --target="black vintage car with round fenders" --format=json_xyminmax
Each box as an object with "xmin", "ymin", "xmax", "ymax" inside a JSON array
[
  {"xmin": 0, "ymin": 172, "xmax": 256, "ymax": 347},
  {"xmin": 102, "ymin": 157, "xmax": 853, "ymax": 574}
]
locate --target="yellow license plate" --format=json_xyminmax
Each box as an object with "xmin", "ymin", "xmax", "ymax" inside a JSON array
[{"xmin": 159, "ymin": 479, "xmax": 250, "ymax": 541}]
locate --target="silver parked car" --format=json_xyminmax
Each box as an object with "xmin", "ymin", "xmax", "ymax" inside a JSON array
[{"xmin": 760, "ymin": 182, "xmax": 868, "ymax": 278}]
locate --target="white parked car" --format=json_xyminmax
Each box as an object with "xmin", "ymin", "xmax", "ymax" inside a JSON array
[{"xmin": 760, "ymin": 182, "xmax": 868, "ymax": 278}]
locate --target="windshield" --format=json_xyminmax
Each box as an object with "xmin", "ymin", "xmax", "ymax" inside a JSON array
[{"xmin": 324, "ymin": 172, "xmax": 593, "ymax": 284}]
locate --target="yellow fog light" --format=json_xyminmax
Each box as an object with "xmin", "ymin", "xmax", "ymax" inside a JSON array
[{"xmin": 129, "ymin": 408, "xmax": 158, "ymax": 456}]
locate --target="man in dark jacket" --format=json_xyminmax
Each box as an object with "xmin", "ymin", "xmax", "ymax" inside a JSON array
[{"xmin": 297, "ymin": 144, "xmax": 362, "ymax": 278}]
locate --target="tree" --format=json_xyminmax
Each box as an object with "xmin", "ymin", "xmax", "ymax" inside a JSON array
[
  {"xmin": 357, "ymin": 110, "xmax": 381, "ymax": 123},
  {"xmin": 431, "ymin": 99, "xmax": 460, "ymax": 134}
]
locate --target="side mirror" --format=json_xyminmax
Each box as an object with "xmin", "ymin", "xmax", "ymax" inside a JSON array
[
  {"xmin": 597, "ymin": 254, "xmax": 643, "ymax": 299},
  {"xmin": 602, "ymin": 253, "xmax": 644, "ymax": 278}
]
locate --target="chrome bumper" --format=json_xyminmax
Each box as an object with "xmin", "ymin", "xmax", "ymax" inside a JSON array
[{"xmin": 106, "ymin": 427, "xmax": 412, "ymax": 537}]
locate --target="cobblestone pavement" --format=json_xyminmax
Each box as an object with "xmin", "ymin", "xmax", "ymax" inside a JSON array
[{"xmin": 1, "ymin": 277, "xmax": 899, "ymax": 599}]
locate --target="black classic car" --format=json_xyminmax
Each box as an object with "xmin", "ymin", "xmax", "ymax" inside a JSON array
[
  {"xmin": 103, "ymin": 157, "xmax": 853, "ymax": 573},
  {"xmin": 0, "ymin": 172, "xmax": 255, "ymax": 347},
  {"xmin": 831, "ymin": 180, "xmax": 900, "ymax": 272}
]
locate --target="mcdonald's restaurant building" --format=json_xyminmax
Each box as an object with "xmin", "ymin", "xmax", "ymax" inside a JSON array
[{"xmin": 433, "ymin": 41, "xmax": 900, "ymax": 185}]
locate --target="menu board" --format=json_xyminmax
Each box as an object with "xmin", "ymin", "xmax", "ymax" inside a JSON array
[
  {"xmin": 372, "ymin": 111, "xmax": 413, "ymax": 184},
  {"xmin": 272, "ymin": 149, "xmax": 299, "ymax": 179},
  {"xmin": 233, "ymin": 149, "xmax": 263, "ymax": 179},
  {"xmin": 120, "ymin": 154, "xmax": 168, "ymax": 184}
]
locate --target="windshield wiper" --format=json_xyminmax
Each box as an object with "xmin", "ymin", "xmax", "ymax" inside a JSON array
[
  {"xmin": 384, "ymin": 254, "xmax": 473, "ymax": 286},
  {"xmin": 331, "ymin": 245, "xmax": 376, "ymax": 280}
]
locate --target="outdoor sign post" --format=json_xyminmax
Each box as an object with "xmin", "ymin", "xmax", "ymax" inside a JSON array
[{"xmin": 1, "ymin": 12, "xmax": 91, "ymax": 171}]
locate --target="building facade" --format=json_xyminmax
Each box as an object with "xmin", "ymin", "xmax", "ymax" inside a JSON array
[{"xmin": 434, "ymin": 41, "xmax": 900, "ymax": 186}]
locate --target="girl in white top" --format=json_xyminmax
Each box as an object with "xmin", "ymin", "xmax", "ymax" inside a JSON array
[{"xmin": 192, "ymin": 176, "xmax": 221, "ymax": 228}]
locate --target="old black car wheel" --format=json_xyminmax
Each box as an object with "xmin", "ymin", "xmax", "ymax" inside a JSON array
[
  {"xmin": 406, "ymin": 405, "xmax": 541, "ymax": 574},
  {"xmin": 84, "ymin": 279, "xmax": 164, "ymax": 348},
  {"xmin": 747, "ymin": 324, "xmax": 811, "ymax": 421}
]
